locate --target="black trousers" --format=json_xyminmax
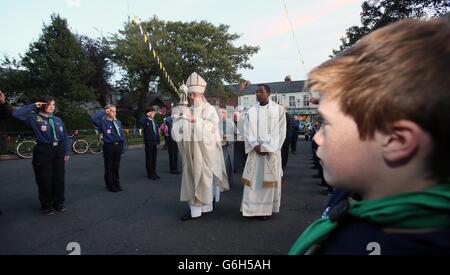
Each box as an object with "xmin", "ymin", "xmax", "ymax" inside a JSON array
[
  {"xmin": 145, "ymin": 141, "xmax": 158, "ymax": 177},
  {"xmin": 290, "ymin": 131, "xmax": 298, "ymax": 152},
  {"xmin": 32, "ymin": 143, "xmax": 65, "ymax": 209},
  {"xmin": 166, "ymin": 135, "xmax": 178, "ymax": 172},
  {"xmin": 103, "ymin": 142, "xmax": 123, "ymax": 190},
  {"xmin": 233, "ymin": 141, "xmax": 247, "ymax": 174},
  {"xmin": 281, "ymin": 137, "xmax": 289, "ymax": 170}
]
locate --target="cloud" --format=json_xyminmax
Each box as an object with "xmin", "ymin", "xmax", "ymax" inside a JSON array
[
  {"xmin": 249, "ymin": 0, "xmax": 360, "ymax": 44},
  {"xmin": 66, "ymin": 0, "xmax": 81, "ymax": 8}
]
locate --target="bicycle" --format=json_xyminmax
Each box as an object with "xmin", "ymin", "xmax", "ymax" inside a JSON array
[
  {"xmin": 89, "ymin": 134, "xmax": 103, "ymax": 155},
  {"xmin": 69, "ymin": 130, "xmax": 89, "ymax": 154},
  {"xmin": 8, "ymin": 134, "xmax": 37, "ymax": 159},
  {"xmin": 88, "ymin": 133, "xmax": 129, "ymax": 155}
]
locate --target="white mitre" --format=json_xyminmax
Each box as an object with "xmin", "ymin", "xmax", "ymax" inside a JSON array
[{"xmin": 186, "ymin": 72, "xmax": 207, "ymax": 94}]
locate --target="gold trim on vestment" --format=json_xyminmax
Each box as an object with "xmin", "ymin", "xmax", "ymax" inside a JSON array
[
  {"xmin": 263, "ymin": 181, "xmax": 278, "ymax": 188},
  {"xmin": 241, "ymin": 178, "xmax": 252, "ymax": 186}
]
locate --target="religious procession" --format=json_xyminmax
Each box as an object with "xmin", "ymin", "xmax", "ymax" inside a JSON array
[{"xmin": 0, "ymin": 0, "xmax": 449, "ymax": 257}]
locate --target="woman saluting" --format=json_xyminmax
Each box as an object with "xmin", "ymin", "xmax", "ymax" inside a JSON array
[{"xmin": 13, "ymin": 96, "xmax": 71, "ymax": 216}]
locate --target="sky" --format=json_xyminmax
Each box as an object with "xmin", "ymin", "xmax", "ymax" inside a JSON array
[{"xmin": 0, "ymin": 0, "xmax": 365, "ymax": 84}]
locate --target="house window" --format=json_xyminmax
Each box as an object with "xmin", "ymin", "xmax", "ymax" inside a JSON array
[
  {"xmin": 243, "ymin": 97, "xmax": 249, "ymax": 108},
  {"xmin": 289, "ymin": 96, "xmax": 296, "ymax": 107},
  {"xmin": 272, "ymin": 96, "xmax": 277, "ymax": 102},
  {"xmin": 303, "ymin": 95, "xmax": 310, "ymax": 107}
]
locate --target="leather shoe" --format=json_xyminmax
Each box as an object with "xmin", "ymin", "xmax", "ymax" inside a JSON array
[
  {"xmin": 107, "ymin": 187, "xmax": 118, "ymax": 193},
  {"xmin": 320, "ymin": 190, "xmax": 332, "ymax": 196},
  {"xmin": 149, "ymin": 175, "xmax": 160, "ymax": 180},
  {"xmin": 180, "ymin": 212, "xmax": 198, "ymax": 221},
  {"xmin": 54, "ymin": 204, "xmax": 67, "ymax": 212}
]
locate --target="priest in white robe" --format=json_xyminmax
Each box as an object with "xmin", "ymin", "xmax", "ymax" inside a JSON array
[
  {"xmin": 241, "ymin": 84, "xmax": 286, "ymax": 220},
  {"xmin": 172, "ymin": 72, "xmax": 229, "ymax": 221}
]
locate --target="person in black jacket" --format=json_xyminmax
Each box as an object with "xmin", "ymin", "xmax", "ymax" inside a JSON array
[
  {"xmin": 139, "ymin": 106, "xmax": 160, "ymax": 180},
  {"xmin": 0, "ymin": 90, "xmax": 14, "ymax": 216},
  {"xmin": 281, "ymin": 109, "xmax": 292, "ymax": 171},
  {"xmin": 164, "ymin": 111, "xmax": 180, "ymax": 174}
]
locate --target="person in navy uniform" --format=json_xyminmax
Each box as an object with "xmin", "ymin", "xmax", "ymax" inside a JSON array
[
  {"xmin": 281, "ymin": 109, "xmax": 292, "ymax": 171},
  {"xmin": 290, "ymin": 116, "xmax": 299, "ymax": 154},
  {"xmin": 0, "ymin": 90, "xmax": 14, "ymax": 216},
  {"xmin": 91, "ymin": 105, "xmax": 125, "ymax": 192},
  {"xmin": 164, "ymin": 111, "xmax": 180, "ymax": 174},
  {"xmin": 13, "ymin": 96, "xmax": 71, "ymax": 216},
  {"xmin": 139, "ymin": 106, "xmax": 160, "ymax": 180}
]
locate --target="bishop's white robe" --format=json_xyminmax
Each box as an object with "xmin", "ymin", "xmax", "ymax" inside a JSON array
[
  {"xmin": 240, "ymin": 101, "xmax": 286, "ymax": 217},
  {"xmin": 173, "ymin": 102, "xmax": 229, "ymax": 218}
]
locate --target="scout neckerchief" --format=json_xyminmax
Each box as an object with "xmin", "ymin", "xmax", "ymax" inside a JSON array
[
  {"xmin": 106, "ymin": 115, "xmax": 121, "ymax": 137},
  {"xmin": 39, "ymin": 112, "xmax": 58, "ymax": 142},
  {"xmin": 148, "ymin": 117, "xmax": 156, "ymax": 136},
  {"xmin": 289, "ymin": 180, "xmax": 450, "ymax": 255}
]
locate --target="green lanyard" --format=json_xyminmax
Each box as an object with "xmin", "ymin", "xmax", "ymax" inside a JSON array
[
  {"xmin": 48, "ymin": 114, "xmax": 58, "ymax": 142},
  {"xmin": 150, "ymin": 119, "xmax": 156, "ymax": 135},
  {"xmin": 113, "ymin": 120, "xmax": 121, "ymax": 137}
]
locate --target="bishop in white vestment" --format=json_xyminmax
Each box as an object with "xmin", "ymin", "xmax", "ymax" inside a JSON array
[{"xmin": 173, "ymin": 72, "xmax": 229, "ymax": 221}]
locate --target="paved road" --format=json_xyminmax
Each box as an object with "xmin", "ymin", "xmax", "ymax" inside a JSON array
[{"xmin": 0, "ymin": 140, "xmax": 328, "ymax": 255}]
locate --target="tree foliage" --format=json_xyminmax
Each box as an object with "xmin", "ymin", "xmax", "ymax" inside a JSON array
[
  {"xmin": 80, "ymin": 36, "xmax": 114, "ymax": 108},
  {"xmin": 333, "ymin": 0, "xmax": 450, "ymax": 55},
  {"xmin": 110, "ymin": 17, "xmax": 259, "ymax": 117},
  {"xmin": 19, "ymin": 14, "xmax": 96, "ymax": 106}
]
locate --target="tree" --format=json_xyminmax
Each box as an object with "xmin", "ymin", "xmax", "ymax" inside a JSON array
[
  {"xmin": 0, "ymin": 58, "xmax": 28, "ymax": 104},
  {"xmin": 110, "ymin": 17, "xmax": 259, "ymax": 117},
  {"xmin": 332, "ymin": 0, "xmax": 449, "ymax": 55},
  {"xmin": 80, "ymin": 36, "xmax": 114, "ymax": 107},
  {"xmin": 110, "ymin": 19, "xmax": 161, "ymax": 119},
  {"xmin": 19, "ymin": 14, "xmax": 96, "ymax": 111}
]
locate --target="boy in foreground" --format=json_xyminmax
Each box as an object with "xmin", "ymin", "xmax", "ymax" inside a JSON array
[{"xmin": 289, "ymin": 17, "xmax": 450, "ymax": 255}]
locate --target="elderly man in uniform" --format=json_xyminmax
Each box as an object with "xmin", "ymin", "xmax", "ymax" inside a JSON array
[
  {"xmin": 92, "ymin": 105, "xmax": 126, "ymax": 193},
  {"xmin": 139, "ymin": 106, "xmax": 160, "ymax": 180}
]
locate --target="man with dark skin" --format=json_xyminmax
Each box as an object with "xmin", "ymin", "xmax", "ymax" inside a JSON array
[
  {"xmin": 253, "ymin": 86, "xmax": 269, "ymax": 156},
  {"xmin": 241, "ymin": 84, "xmax": 286, "ymax": 220}
]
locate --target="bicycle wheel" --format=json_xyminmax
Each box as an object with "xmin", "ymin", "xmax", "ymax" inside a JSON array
[
  {"xmin": 16, "ymin": 140, "xmax": 37, "ymax": 159},
  {"xmin": 89, "ymin": 139, "xmax": 104, "ymax": 155},
  {"xmin": 73, "ymin": 139, "xmax": 89, "ymax": 154}
]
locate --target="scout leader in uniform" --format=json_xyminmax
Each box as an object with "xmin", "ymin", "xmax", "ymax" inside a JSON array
[
  {"xmin": 139, "ymin": 105, "xmax": 161, "ymax": 180},
  {"xmin": 13, "ymin": 96, "xmax": 71, "ymax": 216},
  {"xmin": 91, "ymin": 105, "xmax": 126, "ymax": 193}
]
